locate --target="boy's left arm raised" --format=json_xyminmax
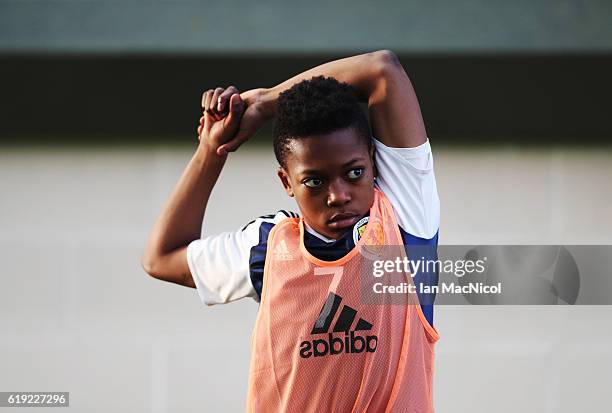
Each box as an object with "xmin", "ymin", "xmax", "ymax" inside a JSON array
[{"xmin": 141, "ymin": 90, "xmax": 245, "ymax": 287}]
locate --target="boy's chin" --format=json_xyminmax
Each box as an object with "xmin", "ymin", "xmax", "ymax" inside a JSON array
[
  {"xmin": 326, "ymin": 215, "xmax": 361, "ymax": 232},
  {"xmin": 320, "ymin": 223, "xmax": 356, "ymax": 239}
]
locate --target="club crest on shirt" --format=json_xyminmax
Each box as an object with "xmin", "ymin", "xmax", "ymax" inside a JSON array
[
  {"xmin": 352, "ymin": 216, "xmax": 370, "ymax": 245},
  {"xmin": 353, "ymin": 216, "xmax": 385, "ymax": 260}
]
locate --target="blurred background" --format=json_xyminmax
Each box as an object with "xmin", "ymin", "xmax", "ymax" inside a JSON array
[{"xmin": 1, "ymin": 0, "xmax": 611, "ymax": 412}]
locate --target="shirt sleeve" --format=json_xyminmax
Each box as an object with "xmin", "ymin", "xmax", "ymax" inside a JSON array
[
  {"xmin": 186, "ymin": 211, "xmax": 294, "ymax": 306},
  {"xmin": 372, "ymin": 137, "xmax": 440, "ymax": 239}
]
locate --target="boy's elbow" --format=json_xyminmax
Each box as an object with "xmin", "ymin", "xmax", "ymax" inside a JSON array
[
  {"xmin": 372, "ymin": 50, "xmax": 404, "ymax": 79},
  {"xmin": 140, "ymin": 249, "xmax": 196, "ymax": 288},
  {"xmin": 141, "ymin": 252, "xmax": 161, "ymax": 279}
]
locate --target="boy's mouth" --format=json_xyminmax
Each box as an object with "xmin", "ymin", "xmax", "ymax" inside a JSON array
[{"xmin": 327, "ymin": 212, "xmax": 360, "ymax": 229}]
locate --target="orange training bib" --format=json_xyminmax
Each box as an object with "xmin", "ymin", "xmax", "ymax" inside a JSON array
[{"xmin": 246, "ymin": 189, "xmax": 439, "ymax": 412}]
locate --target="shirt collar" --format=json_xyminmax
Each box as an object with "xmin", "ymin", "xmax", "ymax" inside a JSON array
[
  {"xmin": 303, "ymin": 222, "xmax": 337, "ymax": 243},
  {"xmin": 303, "ymin": 212, "xmax": 371, "ymax": 244}
]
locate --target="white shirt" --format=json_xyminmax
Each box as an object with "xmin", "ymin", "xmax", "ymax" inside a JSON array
[{"xmin": 187, "ymin": 138, "xmax": 440, "ymax": 306}]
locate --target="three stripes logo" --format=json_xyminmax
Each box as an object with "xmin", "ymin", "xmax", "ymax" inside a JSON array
[
  {"xmin": 299, "ymin": 292, "xmax": 378, "ymax": 358},
  {"xmin": 273, "ymin": 239, "xmax": 293, "ymax": 261}
]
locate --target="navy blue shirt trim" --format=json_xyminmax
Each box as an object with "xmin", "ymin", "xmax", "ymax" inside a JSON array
[{"xmin": 248, "ymin": 215, "xmax": 439, "ymax": 326}]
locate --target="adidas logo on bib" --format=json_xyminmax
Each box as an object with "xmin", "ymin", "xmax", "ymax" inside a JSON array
[
  {"xmin": 299, "ymin": 292, "xmax": 378, "ymax": 358},
  {"xmin": 273, "ymin": 239, "xmax": 294, "ymax": 261}
]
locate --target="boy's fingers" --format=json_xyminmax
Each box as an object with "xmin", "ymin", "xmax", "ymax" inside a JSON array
[
  {"xmin": 208, "ymin": 112, "xmax": 222, "ymax": 122},
  {"xmin": 204, "ymin": 90, "xmax": 222, "ymax": 119},
  {"xmin": 210, "ymin": 87, "xmax": 225, "ymax": 114},
  {"xmin": 201, "ymin": 90, "xmax": 209, "ymax": 110},
  {"xmin": 215, "ymin": 94, "xmax": 245, "ymax": 156},
  {"xmin": 217, "ymin": 86, "xmax": 238, "ymax": 113},
  {"xmin": 201, "ymin": 86, "xmax": 238, "ymax": 123},
  {"xmin": 230, "ymin": 92, "xmax": 243, "ymax": 110},
  {"xmin": 227, "ymin": 93, "xmax": 245, "ymax": 122},
  {"xmin": 202, "ymin": 89, "xmax": 213, "ymax": 112}
]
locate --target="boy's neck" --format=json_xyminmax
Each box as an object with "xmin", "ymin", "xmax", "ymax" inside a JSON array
[{"xmin": 303, "ymin": 222, "xmax": 338, "ymax": 243}]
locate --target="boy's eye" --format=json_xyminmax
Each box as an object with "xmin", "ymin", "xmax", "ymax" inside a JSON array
[
  {"xmin": 347, "ymin": 168, "xmax": 364, "ymax": 179},
  {"xmin": 303, "ymin": 178, "xmax": 323, "ymax": 188}
]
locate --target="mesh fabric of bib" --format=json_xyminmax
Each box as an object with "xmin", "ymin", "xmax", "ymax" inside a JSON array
[{"xmin": 246, "ymin": 189, "xmax": 439, "ymax": 412}]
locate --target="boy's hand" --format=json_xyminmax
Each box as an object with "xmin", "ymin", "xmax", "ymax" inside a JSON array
[
  {"xmin": 202, "ymin": 87, "xmax": 271, "ymax": 155},
  {"xmin": 198, "ymin": 86, "xmax": 245, "ymax": 156}
]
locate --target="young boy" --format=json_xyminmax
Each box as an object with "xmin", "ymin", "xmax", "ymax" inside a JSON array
[{"xmin": 142, "ymin": 50, "xmax": 440, "ymax": 412}]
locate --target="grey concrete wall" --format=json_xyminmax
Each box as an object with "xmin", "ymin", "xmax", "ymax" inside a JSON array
[
  {"xmin": 1, "ymin": 0, "xmax": 612, "ymax": 53},
  {"xmin": 1, "ymin": 143, "xmax": 611, "ymax": 411}
]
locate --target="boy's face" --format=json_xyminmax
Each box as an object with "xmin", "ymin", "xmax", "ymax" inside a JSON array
[{"xmin": 278, "ymin": 128, "xmax": 375, "ymax": 240}]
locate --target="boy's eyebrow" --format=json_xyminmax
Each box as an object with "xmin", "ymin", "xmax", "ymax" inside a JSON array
[
  {"xmin": 342, "ymin": 157, "xmax": 367, "ymax": 167},
  {"xmin": 298, "ymin": 157, "xmax": 367, "ymax": 176}
]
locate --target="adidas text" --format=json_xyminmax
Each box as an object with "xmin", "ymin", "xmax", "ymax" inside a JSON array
[{"xmin": 299, "ymin": 332, "xmax": 378, "ymax": 358}]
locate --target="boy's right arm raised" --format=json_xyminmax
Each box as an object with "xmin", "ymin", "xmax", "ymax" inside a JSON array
[
  {"xmin": 213, "ymin": 50, "xmax": 426, "ymax": 154},
  {"xmin": 141, "ymin": 90, "xmax": 245, "ymax": 287}
]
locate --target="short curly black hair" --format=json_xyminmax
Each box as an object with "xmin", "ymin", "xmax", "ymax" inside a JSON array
[{"xmin": 273, "ymin": 76, "xmax": 371, "ymax": 167}]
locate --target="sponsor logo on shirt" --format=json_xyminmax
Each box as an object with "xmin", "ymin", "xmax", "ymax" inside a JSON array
[
  {"xmin": 273, "ymin": 239, "xmax": 294, "ymax": 261},
  {"xmin": 299, "ymin": 292, "xmax": 378, "ymax": 358}
]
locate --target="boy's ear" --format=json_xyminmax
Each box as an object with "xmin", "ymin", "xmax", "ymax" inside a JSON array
[{"xmin": 277, "ymin": 167, "xmax": 295, "ymax": 197}]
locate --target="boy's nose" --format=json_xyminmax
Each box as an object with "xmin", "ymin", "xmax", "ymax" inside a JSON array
[{"xmin": 327, "ymin": 181, "xmax": 351, "ymax": 207}]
